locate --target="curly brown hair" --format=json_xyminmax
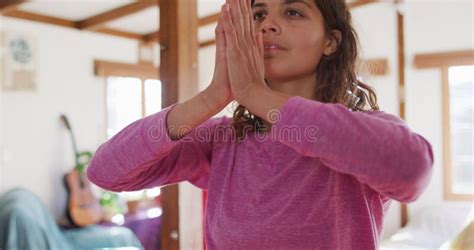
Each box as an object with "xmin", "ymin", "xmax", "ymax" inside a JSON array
[{"xmin": 231, "ymin": 0, "xmax": 380, "ymax": 142}]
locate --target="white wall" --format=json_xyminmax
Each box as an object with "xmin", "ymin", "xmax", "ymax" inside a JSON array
[
  {"xmin": 404, "ymin": 0, "xmax": 473, "ymax": 212},
  {"xmin": 351, "ymin": 1, "xmax": 474, "ymax": 239},
  {"xmin": 0, "ymin": 17, "xmax": 139, "ymax": 220}
]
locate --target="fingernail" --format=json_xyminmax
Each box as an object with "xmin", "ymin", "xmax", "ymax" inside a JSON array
[{"xmin": 225, "ymin": 3, "xmax": 230, "ymax": 11}]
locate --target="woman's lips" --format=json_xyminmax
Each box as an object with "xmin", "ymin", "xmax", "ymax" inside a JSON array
[
  {"xmin": 263, "ymin": 43, "xmax": 285, "ymax": 56},
  {"xmin": 264, "ymin": 46, "xmax": 282, "ymax": 51}
]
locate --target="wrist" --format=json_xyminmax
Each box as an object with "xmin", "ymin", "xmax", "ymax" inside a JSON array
[
  {"xmin": 236, "ymin": 84, "xmax": 291, "ymax": 124},
  {"xmin": 235, "ymin": 84, "xmax": 269, "ymax": 105},
  {"xmin": 201, "ymin": 83, "xmax": 232, "ymax": 112}
]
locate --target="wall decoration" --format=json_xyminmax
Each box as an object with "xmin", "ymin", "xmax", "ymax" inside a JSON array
[{"xmin": 1, "ymin": 32, "xmax": 37, "ymax": 91}]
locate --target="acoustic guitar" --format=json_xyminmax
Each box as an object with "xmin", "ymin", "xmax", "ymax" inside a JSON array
[{"xmin": 60, "ymin": 114, "xmax": 102, "ymax": 227}]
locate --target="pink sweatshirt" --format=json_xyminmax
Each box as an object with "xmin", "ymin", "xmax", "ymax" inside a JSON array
[{"xmin": 87, "ymin": 96, "xmax": 434, "ymax": 250}]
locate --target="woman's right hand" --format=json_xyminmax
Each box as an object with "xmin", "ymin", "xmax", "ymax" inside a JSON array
[{"xmin": 208, "ymin": 5, "xmax": 233, "ymax": 108}]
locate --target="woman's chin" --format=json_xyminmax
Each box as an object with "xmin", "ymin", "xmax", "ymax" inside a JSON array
[
  {"xmin": 264, "ymin": 63, "xmax": 279, "ymax": 77},
  {"xmin": 264, "ymin": 69, "xmax": 286, "ymax": 81}
]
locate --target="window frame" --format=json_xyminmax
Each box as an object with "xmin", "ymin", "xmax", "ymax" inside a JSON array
[
  {"xmin": 414, "ymin": 50, "xmax": 474, "ymax": 201},
  {"xmin": 441, "ymin": 66, "xmax": 474, "ymax": 201}
]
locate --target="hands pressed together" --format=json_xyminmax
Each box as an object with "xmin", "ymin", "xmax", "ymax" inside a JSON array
[
  {"xmin": 210, "ymin": 0, "xmax": 268, "ymax": 106},
  {"xmin": 209, "ymin": 0, "xmax": 290, "ymax": 124}
]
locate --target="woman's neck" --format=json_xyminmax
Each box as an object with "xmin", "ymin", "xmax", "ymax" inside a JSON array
[{"xmin": 266, "ymin": 74, "xmax": 317, "ymax": 100}]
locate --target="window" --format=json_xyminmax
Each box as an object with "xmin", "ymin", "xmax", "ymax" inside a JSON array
[
  {"xmin": 105, "ymin": 76, "xmax": 163, "ymax": 207},
  {"xmin": 106, "ymin": 77, "xmax": 142, "ymax": 139},
  {"xmin": 443, "ymin": 65, "xmax": 474, "ymax": 200},
  {"xmin": 106, "ymin": 77, "xmax": 162, "ymax": 139}
]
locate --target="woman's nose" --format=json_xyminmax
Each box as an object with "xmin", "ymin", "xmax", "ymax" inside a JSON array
[{"xmin": 260, "ymin": 17, "xmax": 281, "ymax": 34}]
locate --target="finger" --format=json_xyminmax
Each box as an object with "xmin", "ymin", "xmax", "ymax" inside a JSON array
[
  {"xmin": 222, "ymin": 3, "xmax": 239, "ymax": 51},
  {"xmin": 215, "ymin": 11, "xmax": 226, "ymax": 54},
  {"xmin": 239, "ymin": 0, "xmax": 259, "ymax": 70},
  {"xmin": 250, "ymin": 30, "xmax": 263, "ymax": 76},
  {"xmin": 242, "ymin": 0, "xmax": 259, "ymax": 64},
  {"xmin": 257, "ymin": 31, "xmax": 264, "ymax": 71},
  {"xmin": 245, "ymin": 0, "xmax": 256, "ymax": 40},
  {"xmin": 240, "ymin": 0, "xmax": 252, "ymax": 44},
  {"xmin": 246, "ymin": 1, "xmax": 260, "ymax": 66},
  {"xmin": 248, "ymin": 0, "xmax": 257, "ymax": 45},
  {"xmin": 229, "ymin": 0, "xmax": 244, "ymax": 44}
]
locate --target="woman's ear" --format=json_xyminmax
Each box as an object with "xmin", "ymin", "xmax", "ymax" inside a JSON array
[{"xmin": 323, "ymin": 30, "xmax": 342, "ymax": 56}]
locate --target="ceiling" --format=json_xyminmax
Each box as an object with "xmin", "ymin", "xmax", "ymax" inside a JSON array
[{"xmin": 1, "ymin": 0, "xmax": 377, "ymax": 46}]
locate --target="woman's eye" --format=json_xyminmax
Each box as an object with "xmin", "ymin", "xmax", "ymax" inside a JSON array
[
  {"xmin": 253, "ymin": 9, "xmax": 302, "ymax": 21},
  {"xmin": 253, "ymin": 11, "xmax": 266, "ymax": 21},
  {"xmin": 287, "ymin": 9, "xmax": 302, "ymax": 17}
]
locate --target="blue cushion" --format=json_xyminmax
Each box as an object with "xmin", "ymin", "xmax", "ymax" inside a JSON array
[{"xmin": 0, "ymin": 188, "xmax": 143, "ymax": 250}]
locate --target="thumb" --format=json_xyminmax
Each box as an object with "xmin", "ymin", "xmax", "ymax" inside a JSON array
[
  {"xmin": 256, "ymin": 31, "xmax": 265, "ymax": 75},
  {"xmin": 216, "ymin": 11, "xmax": 226, "ymax": 54},
  {"xmin": 216, "ymin": 27, "xmax": 224, "ymax": 51},
  {"xmin": 256, "ymin": 31, "xmax": 263, "ymax": 58}
]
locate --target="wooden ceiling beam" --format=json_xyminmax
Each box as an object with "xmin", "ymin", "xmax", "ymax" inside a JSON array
[
  {"xmin": 198, "ymin": 13, "xmax": 219, "ymax": 27},
  {"xmin": 0, "ymin": 0, "xmax": 27, "ymax": 14},
  {"xmin": 143, "ymin": 31, "xmax": 160, "ymax": 43},
  {"xmin": 4, "ymin": 3, "xmax": 383, "ymax": 47},
  {"xmin": 93, "ymin": 28, "xmax": 144, "ymax": 40},
  {"xmin": 94, "ymin": 60, "xmax": 159, "ymax": 80},
  {"xmin": 414, "ymin": 50, "xmax": 474, "ymax": 69},
  {"xmin": 76, "ymin": 0, "xmax": 159, "ymax": 30},
  {"xmin": 144, "ymin": 13, "xmax": 220, "ymax": 43},
  {"xmin": 347, "ymin": 0, "xmax": 378, "ymax": 8},
  {"xmin": 3, "ymin": 10, "xmax": 77, "ymax": 28},
  {"xmin": 3, "ymin": 10, "xmax": 144, "ymax": 41},
  {"xmin": 3, "ymin": 7, "xmax": 229, "ymax": 45},
  {"xmin": 199, "ymin": 39, "xmax": 215, "ymax": 48}
]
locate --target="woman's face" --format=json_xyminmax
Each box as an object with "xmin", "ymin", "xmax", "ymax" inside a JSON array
[{"xmin": 252, "ymin": 0, "xmax": 333, "ymax": 82}]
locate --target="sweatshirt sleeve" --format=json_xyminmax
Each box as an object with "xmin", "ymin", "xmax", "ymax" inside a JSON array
[
  {"xmin": 86, "ymin": 103, "xmax": 224, "ymax": 192},
  {"xmin": 271, "ymin": 96, "xmax": 434, "ymax": 203}
]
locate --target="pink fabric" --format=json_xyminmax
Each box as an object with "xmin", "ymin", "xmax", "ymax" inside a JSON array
[{"xmin": 87, "ymin": 96, "xmax": 434, "ymax": 250}]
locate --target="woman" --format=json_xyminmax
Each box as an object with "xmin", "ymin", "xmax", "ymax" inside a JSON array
[{"xmin": 87, "ymin": 0, "xmax": 434, "ymax": 249}]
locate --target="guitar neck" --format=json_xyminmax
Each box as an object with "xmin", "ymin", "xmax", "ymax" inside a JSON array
[
  {"xmin": 68, "ymin": 130, "xmax": 81, "ymax": 169},
  {"xmin": 61, "ymin": 114, "xmax": 86, "ymax": 173}
]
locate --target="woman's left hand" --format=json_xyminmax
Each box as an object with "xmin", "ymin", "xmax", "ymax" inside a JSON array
[{"xmin": 220, "ymin": 0, "xmax": 267, "ymax": 103}]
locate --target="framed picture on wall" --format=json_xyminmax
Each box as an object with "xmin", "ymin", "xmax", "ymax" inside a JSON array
[{"xmin": 1, "ymin": 32, "xmax": 37, "ymax": 91}]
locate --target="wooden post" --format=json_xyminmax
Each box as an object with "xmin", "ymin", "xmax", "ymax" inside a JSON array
[
  {"xmin": 159, "ymin": 0, "xmax": 199, "ymax": 249},
  {"xmin": 396, "ymin": 2, "xmax": 409, "ymax": 228}
]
